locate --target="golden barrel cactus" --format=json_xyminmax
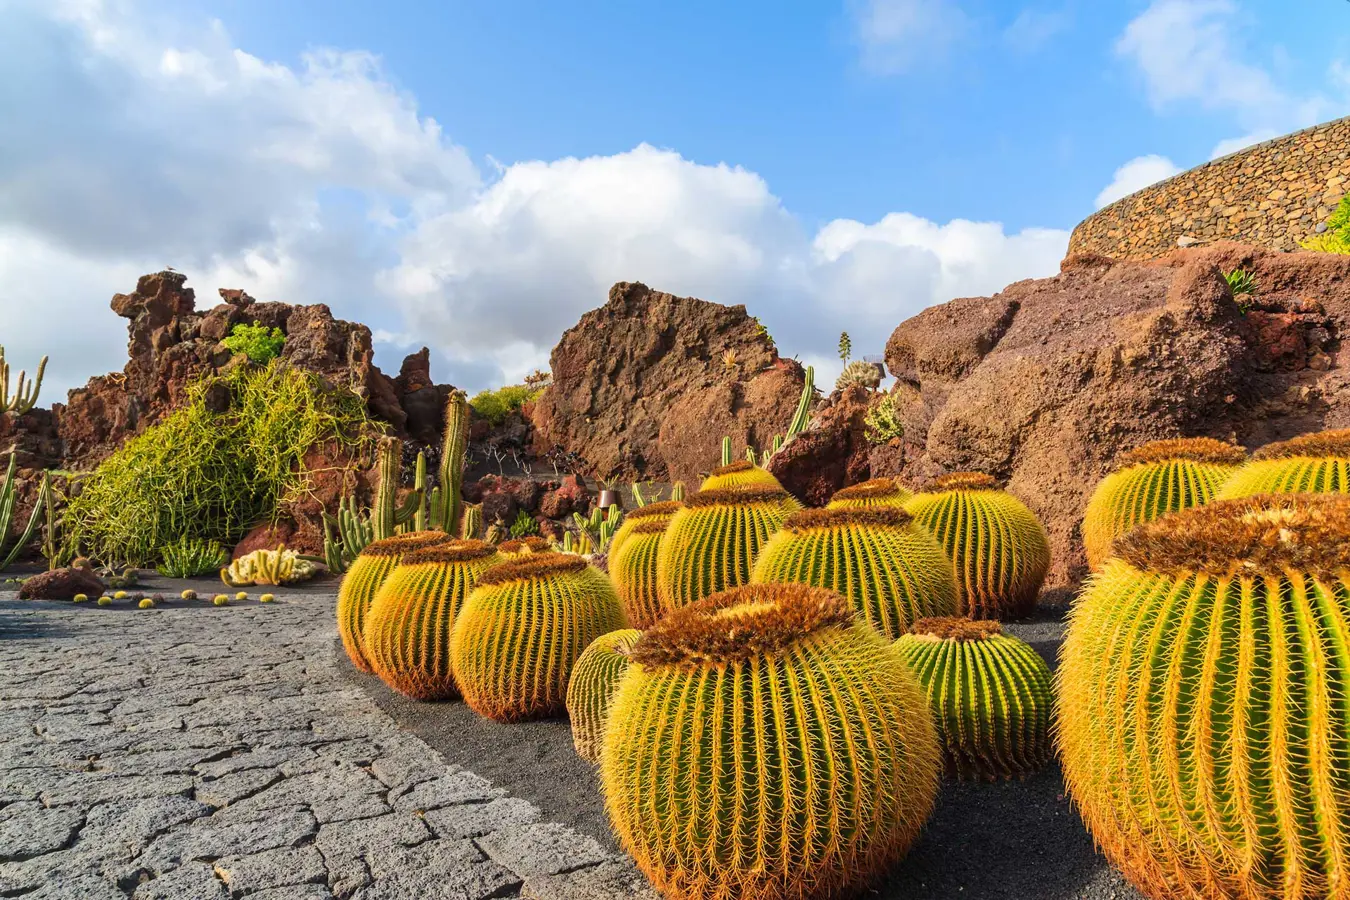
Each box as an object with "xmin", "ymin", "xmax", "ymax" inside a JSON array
[
  {"xmin": 362, "ymin": 540, "xmax": 502, "ymax": 700},
  {"xmin": 610, "ymin": 519, "xmax": 671, "ymax": 629},
  {"xmin": 905, "ymin": 473, "xmax": 1050, "ymax": 620},
  {"xmin": 337, "ymin": 531, "xmax": 454, "ymax": 672},
  {"xmin": 450, "ymin": 554, "xmax": 627, "ymax": 722},
  {"xmin": 1059, "ymin": 494, "xmax": 1350, "ymax": 900},
  {"xmin": 602, "ymin": 583, "xmax": 940, "ymax": 900},
  {"xmin": 565, "ymin": 628, "xmax": 642, "ymax": 764},
  {"xmin": 1217, "ymin": 428, "xmax": 1350, "ymax": 499},
  {"xmin": 826, "ymin": 477, "xmax": 913, "ymax": 509},
  {"xmin": 699, "ymin": 459, "xmax": 784, "ymax": 491},
  {"xmin": 608, "ymin": 499, "xmax": 682, "ymax": 559},
  {"xmin": 895, "ymin": 617, "xmax": 1052, "ymax": 781},
  {"xmin": 751, "ymin": 507, "xmax": 957, "ymax": 639},
  {"xmin": 1082, "ymin": 437, "xmax": 1245, "ymax": 569},
  {"xmin": 656, "ymin": 484, "xmax": 802, "ymax": 613},
  {"xmin": 496, "ymin": 535, "xmax": 553, "ymax": 557}
]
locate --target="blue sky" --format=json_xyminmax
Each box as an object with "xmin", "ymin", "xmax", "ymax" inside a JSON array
[{"xmin": 2, "ymin": 0, "xmax": 1349, "ymax": 400}]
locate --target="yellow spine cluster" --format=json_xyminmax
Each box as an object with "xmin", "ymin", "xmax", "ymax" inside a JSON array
[
  {"xmin": 337, "ymin": 531, "xmax": 454, "ymax": 672},
  {"xmin": 565, "ymin": 628, "xmax": 642, "ymax": 764}
]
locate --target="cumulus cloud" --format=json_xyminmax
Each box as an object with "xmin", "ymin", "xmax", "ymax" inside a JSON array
[
  {"xmin": 1209, "ymin": 130, "xmax": 1281, "ymax": 160},
  {"xmin": 851, "ymin": 0, "xmax": 971, "ymax": 74},
  {"xmin": 1094, "ymin": 155, "xmax": 1183, "ymax": 208}
]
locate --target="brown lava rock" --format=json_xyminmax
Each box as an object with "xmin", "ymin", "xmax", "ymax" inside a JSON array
[{"xmin": 19, "ymin": 566, "xmax": 105, "ymax": 600}]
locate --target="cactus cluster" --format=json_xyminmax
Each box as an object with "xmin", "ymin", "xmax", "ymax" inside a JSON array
[
  {"xmin": 752, "ymin": 507, "xmax": 957, "ymax": 639},
  {"xmin": 337, "ymin": 531, "xmax": 455, "ymax": 673},
  {"xmin": 220, "ymin": 546, "xmax": 316, "ymax": 587},
  {"xmin": 835, "ymin": 359, "xmax": 882, "ymax": 391},
  {"xmin": 1059, "ymin": 494, "xmax": 1350, "ymax": 900},
  {"xmin": 609, "ymin": 501, "xmax": 683, "ymax": 628},
  {"xmin": 896, "ymin": 617, "xmax": 1052, "ymax": 782},
  {"xmin": 1217, "ymin": 427, "xmax": 1350, "ymax": 499},
  {"xmin": 565, "ymin": 628, "xmax": 641, "ymax": 764},
  {"xmin": 905, "ymin": 473, "xmax": 1050, "ymax": 620},
  {"xmin": 0, "ymin": 453, "xmax": 49, "ymax": 572},
  {"xmin": 826, "ymin": 477, "xmax": 913, "ymax": 509},
  {"xmin": 0, "ymin": 346, "xmax": 46, "ymax": 415},
  {"xmin": 602, "ymin": 583, "xmax": 940, "ymax": 900},
  {"xmin": 1082, "ymin": 437, "xmax": 1246, "ymax": 568}
]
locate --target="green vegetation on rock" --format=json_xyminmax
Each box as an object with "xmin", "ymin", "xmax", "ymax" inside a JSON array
[
  {"xmin": 469, "ymin": 384, "xmax": 541, "ymax": 427},
  {"xmin": 221, "ymin": 321, "xmax": 286, "ymax": 364}
]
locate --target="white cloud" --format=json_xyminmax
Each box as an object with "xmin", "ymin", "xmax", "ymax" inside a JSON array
[
  {"xmin": 1209, "ymin": 130, "xmax": 1281, "ymax": 160},
  {"xmin": 1094, "ymin": 155, "xmax": 1183, "ymax": 208},
  {"xmin": 852, "ymin": 0, "xmax": 970, "ymax": 74},
  {"xmin": 1003, "ymin": 8, "xmax": 1070, "ymax": 54}
]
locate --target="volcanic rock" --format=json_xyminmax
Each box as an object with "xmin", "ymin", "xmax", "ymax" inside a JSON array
[
  {"xmin": 19, "ymin": 566, "xmax": 105, "ymax": 601},
  {"xmin": 766, "ymin": 384, "xmax": 874, "ymax": 506}
]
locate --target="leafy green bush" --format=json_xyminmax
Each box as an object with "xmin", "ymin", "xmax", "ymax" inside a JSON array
[
  {"xmin": 1302, "ymin": 194, "xmax": 1350, "ymax": 254},
  {"xmin": 509, "ymin": 509, "xmax": 540, "ymax": 538},
  {"xmin": 470, "ymin": 384, "xmax": 541, "ymax": 426},
  {"xmin": 222, "ymin": 322, "xmax": 286, "ymax": 364},
  {"xmin": 865, "ymin": 391, "xmax": 905, "ymax": 445},
  {"xmin": 157, "ymin": 538, "xmax": 229, "ymax": 578},
  {"xmin": 1224, "ymin": 269, "xmax": 1256, "ymax": 313}
]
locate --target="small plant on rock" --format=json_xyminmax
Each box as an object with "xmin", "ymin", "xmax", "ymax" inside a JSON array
[
  {"xmin": 469, "ymin": 385, "xmax": 541, "ymax": 427},
  {"xmin": 222, "ymin": 321, "xmax": 286, "ymax": 365},
  {"xmin": 864, "ymin": 390, "xmax": 905, "ymax": 444},
  {"xmin": 1302, "ymin": 193, "xmax": 1350, "ymax": 254},
  {"xmin": 508, "ymin": 509, "xmax": 539, "ymax": 538},
  {"xmin": 157, "ymin": 538, "xmax": 229, "ymax": 579}
]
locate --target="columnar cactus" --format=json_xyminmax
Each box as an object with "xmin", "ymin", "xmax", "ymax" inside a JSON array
[
  {"xmin": 434, "ymin": 390, "xmax": 470, "ymax": 534},
  {"xmin": 752, "ymin": 507, "xmax": 957, "ymax": 639},
  {"xmin": 450, "ymin": 554, "xmax": 627, "ymax": 721},
  {"xmin": 565, "ymin": 628, "xmax": 642, "ymax": 764},
  {"xmin": 699, "ymin": 459, "xmax": 785, "ymax": 492},
  {"xmin": 602, "ymin": 583, "xmax": 940, "ymax": 900},
  {"xmin": 337, "ymin": 531, "xmax": 454, "ymax": 672},
  {"xmin": 905, "ymin": 473, "xmax": 1050, "ymax": 620},
  {"xmin": 895, "ymin": 617, "xmax": 1052, "ymax": 781},
  {"xmin": 1082, "ymin": 437, "xmax": 1245, "ymax": 568},
  {"xmin": 1217, "ymin": 428, "xmax": 1350, "ymax": 499},
  {"xmin": 656, "ymin": 484, "xmax": 802, "ymax": 612},
  {"xmin": 370, "ymin": 437, "xmax": 423, "ymax": 540},
  {"xmin": 826, "ymin": 477, "xmax": 913, "ymax": 509},
  {"xmin": 1059, "ymin": 494, "xmax": 1350, "ymax": 900},
  {"xmin": 608, "ymin": 500, "xmax": 682, "ymax": 559},
  {"xmin": 363, "ymin": 540, "xmax": 502, "ymax": 700},
  {"xmin": 610, "ymin": 519, "xmax": 670, "ymax": 629}
]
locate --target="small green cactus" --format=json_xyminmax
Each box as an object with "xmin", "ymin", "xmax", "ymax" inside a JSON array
[
  {"xmin": 113, "ymin": 590, "xmax": 129, "ymax": 600},
  {"xmin": 234, "ymin": 591, "xmax": 248, "ymax": 601},
  {"xmin": 138, "ymin": 598, "xmax": 155, "ymax": 609},
  {"xmin": 212, "ymin": 594, "xmax": 229, "ymax": 606},
  {"xmin": 181, "ymin": 589, "xmax": 198, "ymax": 601},
  {"xmin": 97, "ymin": 596, "xmax": 112, "ymax": 607},
  {"xmin": 72, "ymin": 594, "xmax": 88, "ymax": 604},
  {"xmin": 565, "ymin": 628, "xmax": 642, "ymax": 764},
  {"xmin": 260, "ymin": 593, "xmax": 275, "ymax": 603},
  {"xmin": 835, "ymin": 359, "xmax": 881, "ymax": 391}
]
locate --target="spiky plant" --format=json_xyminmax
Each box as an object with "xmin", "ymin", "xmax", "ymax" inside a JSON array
[
  {"xmin": 1216, "ymin": 428, "xmax": 1350, "ymax": 499},
  {"xmin": 835, "ymin": 359, "xmax": 882, "ymax": 391},
  {"xmin": 610, "ymin": 519, "xmax": 670, "ymax": 629},
  {"xmin": 602, "ymin": 583, "xmax": 940, "ymax": 900},
  {"xmin": 565, "ymin": 628, "xmax": 641, "ymax": 764},
  {"xmin": 337, "ymin": 531, "xmax": 455, "ymax": 673},
  {"xmin": 905, "ymin": 473, "xmax": 1050, "ymax": 620},
  {"xmin": 1059, "ymin": 494, "xmax": 1350, "ymax": 900},
  {"xmin": 895, "ymin": 617, "xmax": 1052, "ymax": 782},
  {"xmin": 826, "ymin": 477, "xmax": 913, "ymax": 509},
  {"xmin": 751, "ymin": 507, "xmax": 957, "ymax": 639},
  {"xmin": 363, "ymin": 540, "xmax": 502, "ymax": 701},
  {"xmin": 699, "ymin": 459, "xmax": 785, "ymax": 492},
  {"xmin": 450, "ymin": 554, "xmax": 627, "ymax": 721},
  {"xmin": 1083, "ymin": 437, "xmax": 1246, "ymax": 568},
  {"xmin": 607, "ymin": 499, "xmax": 682, "ymax": 564},
  {"xmin": 496, "ymin": 535, "xmax": 553, "ymax": 557},
  {"xmin": 656, "ymin": 484, "xmax": 802, "ymax": 613}
]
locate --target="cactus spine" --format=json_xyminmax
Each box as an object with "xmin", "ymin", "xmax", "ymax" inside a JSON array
[
  {"xmin": 1059, "ymin": 494, "xmax": 1350, "ymax": 900},
  {"xmin": 0, "ymin": 347, "xmax": 46, "ymax": 414},
  {"xmin": 608, "ymin": 499, "xmax": 682, "ymax": 561},
  {"xmin": 433, "ymin": 390, "xmax": 469, "ymax": 534},
  {"xmin": 752, "ymin": 507, "xmax": 957, "ymax": 639},
  {"xmin": 336, "ymin": 531, "xmax": 454, "ymax": 672},
  {"xmin": 1217, "ymin": 428, "xmax": 1350, "ymax": 499},
  {"xmin": 412, "ymin": 451, "xmax": 429, "ymax": 531},
  {"xmin": 670, "ymin": 481, "xmax": 686, "ymax": 502},
  {"xmin": 450, "ymin": 554, "xmax": 627, "ymax": 721},
  {"xmin": 610, "ymin": 511, "xmax": 679, "ymax": 629},
  {"xmin": 602, "ymin": 583, "xmax": 940, "ymax": 900},
  {"xmin": 363, "ymin": 540, "xmax": 502, "ymax": 700},
  {"xmin": 1082, "ymin": 437, "xmax": 1245, "ymax": 568},
  {"xmin": 896, "ymin": 617, "xmax": 1053, "ymax": 781},
  {"xmin": 220, "ymin": 546, "xmax": 316, "ymax": 587},
  {"xmin": 826, "ymin": 477, "xmax": 913, "ymax": 509},
  {"xmin": 565, "ymin": 628, "xmax": 641, "ymax": 764},
  {"xmin": 699, "ymin": 459, "xmax": 785, "ymax": 492},
  {"xmin": 905, "ymin": 473, "xmax": 1050, "ymax": 620},
  {"xmin": 721, "ymin": 435, "xmax": 733, "ymax": 468},
  {"xmin": 460, "ymin": 503, "xmax": 482, "ymax": 540},
  {"xmin": 371, "ymin": 437, "xmax": 421, "ymax": 540},
  {"xmin": 0, "ymin": 454, "xmax": 48, "ymax": 571}
]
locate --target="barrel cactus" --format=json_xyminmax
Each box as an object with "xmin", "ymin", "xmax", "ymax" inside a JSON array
[
  {"xmin": 835, "ymin": 359, "xmax": 882, "ymax": 391},
  {"xmin": 905, "ymin": 473, "xmax": 1050, "ymax": 620},
  {"xmin": 337, "ymin": 531, "xmax": 454, "ymax": 673},
  {"xmin": 699, "ymin": 459, "xmax": 784, "ymax": 491},
  {"xmin": 602, "ymin": 583, "xmax": 940, "ymax": 900},
  {"xmin": 496, "ymin": 535, "xmax": 552, "ymax": 557},
  {"xmin": 450, "ymin": 554, "xmax": 627, "ymax": 722},
  {"xmin": 656, "ymin": 484, "xmax": 802, "ymax": 613},
  {"xmin": 826, "ymin": 477, "xmax": 913, "ymax": 509},
  {"xmin": 608, "ymin": 499, "xmax": 682, "ymax": 559},
  {"xmin": 363, "ymin": 540, "xmax": 502, "ymax": 701},
  {"xmin": 610, "ymin": 519, "xmax": 672, "ymax": 629},
  {"xmin": 1217, "ymin": 428, "xmax": 1350, "ymax": 499},
  {"xmin": 751, "ymin": 507, "xmax": 957, "ymax": 639},
  {"xmin": 565, "ymin": 628, "xmax": 642, "ymax": 764},
  {"xmin": 895, "ymin": 617, "xmax": 1052, "ymax": 781},
  {"xmin": 1059, "ymin": 494, "xmax": 1350, "ymax": 900},
  {"xmin": 1082, "ymin": 437, "xmax": 1246, "ymax": 568}
]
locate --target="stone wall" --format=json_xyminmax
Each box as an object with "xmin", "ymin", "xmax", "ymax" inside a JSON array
[{"xmin": 1068, "ymin": 117, "xmax": 1350, "ymax": 260}]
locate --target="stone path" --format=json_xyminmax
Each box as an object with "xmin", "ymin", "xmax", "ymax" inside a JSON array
[{"xmin": 0, "ymin": 591, "xmax": 655, "ymax": 899}]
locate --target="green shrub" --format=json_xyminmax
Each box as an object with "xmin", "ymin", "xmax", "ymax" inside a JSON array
[
  {"xmin": 509, "ymin": 509, "xmax": 539, "ymax": 538},
  {"xmin": 469, "ymin": 385, "xmax": 541, "ymax": 426},
  {"xmin": 157, "ymin": 538, "xmax": 229, "ymax": 578},
  {"xmin": 865, "ymin": 391, "xmax": 905, "ymax": 445},
  {"xmin": 1302, "ymin": 194, "xmax": 1350, "ymax": 254},
  {"xmin": 222, "ymin": 322, "xmax": 286, "ymax": 364}
]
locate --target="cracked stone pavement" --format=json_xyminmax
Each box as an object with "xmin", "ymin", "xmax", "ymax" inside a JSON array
[{"xmin": 0, "ymin": 591, "xmax": 656, "ymax": 899}]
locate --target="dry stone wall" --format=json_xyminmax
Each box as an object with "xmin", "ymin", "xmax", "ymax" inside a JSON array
[{"xmin": 1069, "ymin": 117, "xmax": 1350, "ymax": 260}]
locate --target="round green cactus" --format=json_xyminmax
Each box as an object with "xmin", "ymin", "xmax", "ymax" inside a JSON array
[
  {"xmin": 138, "ymin": 598, "xmax": 155, "ymax": 610},
  {"xmin": 337, "ymin": 531, "xmax": 454, "ymax": 673},
  {"xmin": 751, "ymin": 507, "xmax": 957, "ymax": 639},
  {"xmin": 699, "ymin": 459, "xmax": 784, "ymax": 492},
  {"xmin": 1082, "ymin": 437, "xmax": 1245, "ymax": 568},
  {"xmin": 450, "ymin": 553, "xmax": 627, "ymax": 722},
  {"xmin": 895, "ymin": 617, "xmax": 1052, "ymax": 781},
  {"xmin": 656, "ymin": 484, "xmax": 802, "ymax": 613},
  {"xmin": 607, "ymin": 500, "xmax": 682, "ymax": 560},
  {"xmin": 1217, "ymin": 428, "xmax": 1350, "ymax": 499},
  {"xmin": 565, "ymin": 628, "xmax": 642, "ymax": 764},
  {"xmin": 904, "ymin": 473, "xmax": 1050, "ymax": 620},
  {"xmin": 610, "ymin": 519, "xmax": 671, "ymax": 629},
  {"xmin": 1059, "ymin": 494, "xmax": 1350, "ymax": 900},
  {"xmin": 96, "ymin": 596, "xmax": 112, "ymax": 607},
  {"xmin": 826, "ymin": 477, "xmax": 913, "ymax": 509},
  {"xmin": 364, "ymin": 540, "xmax": 503, "ymax": 701},
  {"xmin": 602, "ymin": 583, "xmax": 940, "ymax": 900}
]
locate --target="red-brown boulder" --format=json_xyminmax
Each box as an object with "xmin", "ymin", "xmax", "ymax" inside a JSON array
[
  {"xmin": 19, "ymin": 566, "xmax": 105, "ymax": 600},
  {"xmin": 765, "ymin": 384, "xmax": 874, "ymax": 506}
]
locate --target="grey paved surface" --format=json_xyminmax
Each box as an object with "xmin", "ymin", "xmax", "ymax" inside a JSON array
[{"xmin": 0, "ymin": 590, "xmax": 656, "ymax": 900}]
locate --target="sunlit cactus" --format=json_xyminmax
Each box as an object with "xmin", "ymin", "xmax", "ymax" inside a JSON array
[
  {"xmin": 608, "ymin": 499, "xmax": 682, "ymax": 559},
  {"xmin": 1216, "ymin": 428, "xmax": 1350, "ymax": 499},
  {"xmin": 1059, "ymin": 494, "xmax": 1350, "ymax": 900},
  {"xmin": 905, "ymin": 473, "xmax": 1050, "ymax": 620},
  {"xmin": 896, "ymin": 617, "xmax": 1052, "ymax": 781},
  {"xmin": 603, "ymin": 583, "xmax": 940, "ymax": 900},
  {"xmin": 496, "ymin": 535, "xmax": 552, "ymax": 557},
  {"xmin": 450, "ymin": 553, "xmax": 627, "ymax": 722},
  {"xmin": 610, "ymin": 519, "xmax": 670, "ymax": 629},
  {"xmin": 699, "ymin": 459, "xmax": 785, "ymax": 492},
  {"xmin": 752, "ymin": 507, "xmax": 957, "ymax": 639},
  {"xmin": 337, "ymin": 531, "xmax": 455, "ymax": 673},
  {"xmin": 565, "ymin": 628, "xmax": 642, "ymax": 764},
  {"xmin": 363, "ymin": 540, "xmax": 502, "ymax": 700},
  {"xmin": 826, "ymin": 477, "xmax": 913, "ymax": 509},
  {"xmin": 1082, "ymin": 437, "xmax": 1245, "ymax": 568}
]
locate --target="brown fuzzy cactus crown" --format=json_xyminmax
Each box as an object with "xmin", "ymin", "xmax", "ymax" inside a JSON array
[
  {"xmin": 496, "ymin": 536, "xmax": 552, "ymax": 555},
  {"xmin": 401, "ymin": 539, "xmax": 499, "ymax": 566},
  {"xmin": 709, "ymin": 460, "xmax": 757, "ymax": 476},
  {"xmin": 1116, "ymin": 437, "xmax": 1247, "ymax": 469},
  {"xmin": 784, "ymin": 507, "xmax": 912, "ymax": 533},
  {"xmin": 629, "ymin": 519, "xmax": 673, "ymax": 536},
  {"xmin": 934, "ymin": 472, "xmax": 999, "ymax": 492},
  {"xmin": 907, "ymin": 617, "xmax": 1003, "ymax": 642},
  {"xmin": 1251, "ymin": 429, "xmax": 1350, "ymax": 461},
  {"xmin": 830, "ymin": 478, "xmax": 908, "ymax": 502},
  {"xmin": 685, "ymin": 485, "xmax": 794, "ymax": 508},
  {"xmin": 360, "ymin": 531, "xmax": 456, "ymax": 558},
  {"xmin": 477, "ymin": 552, "xmax": 587, "ymax": 587},
  {"xmin": 626, "ymin": 500, "xmax": 684, "ymax": 521}
]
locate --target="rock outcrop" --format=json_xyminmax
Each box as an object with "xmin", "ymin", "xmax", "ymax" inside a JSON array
[
  {"xmin": 766, "ymin": 384, "xmax": 874, "ymax": 506},
  {"xmin": 877, "ymin": 242, "xmax": 1349, "ymax": 588},
  {"xmin": 530, "ymin": 282, "xmax": 808, "ymax": 485}
]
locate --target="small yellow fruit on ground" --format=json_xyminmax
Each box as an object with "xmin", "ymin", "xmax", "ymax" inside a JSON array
[
  {"xmin": 73, "ymin": 594, "xmax": 88, "ymax": 603},
  {"xmin": 113, "ymin": 590, "xmax": 129, "ymax": 600},
  {"xmin": 260, "ymin": 594, "xmax": 275, "ymax": 603},
  {"xmin": 138, "ymin": 598, "xmax": 155, "ymax": 609},
  {"xmin": 96, "ymin": 597, "xmax": 112, "ymax": 607},
  {"xmin": 213, "ymin": 595, "xmax": 229, "ymax": 606}
]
